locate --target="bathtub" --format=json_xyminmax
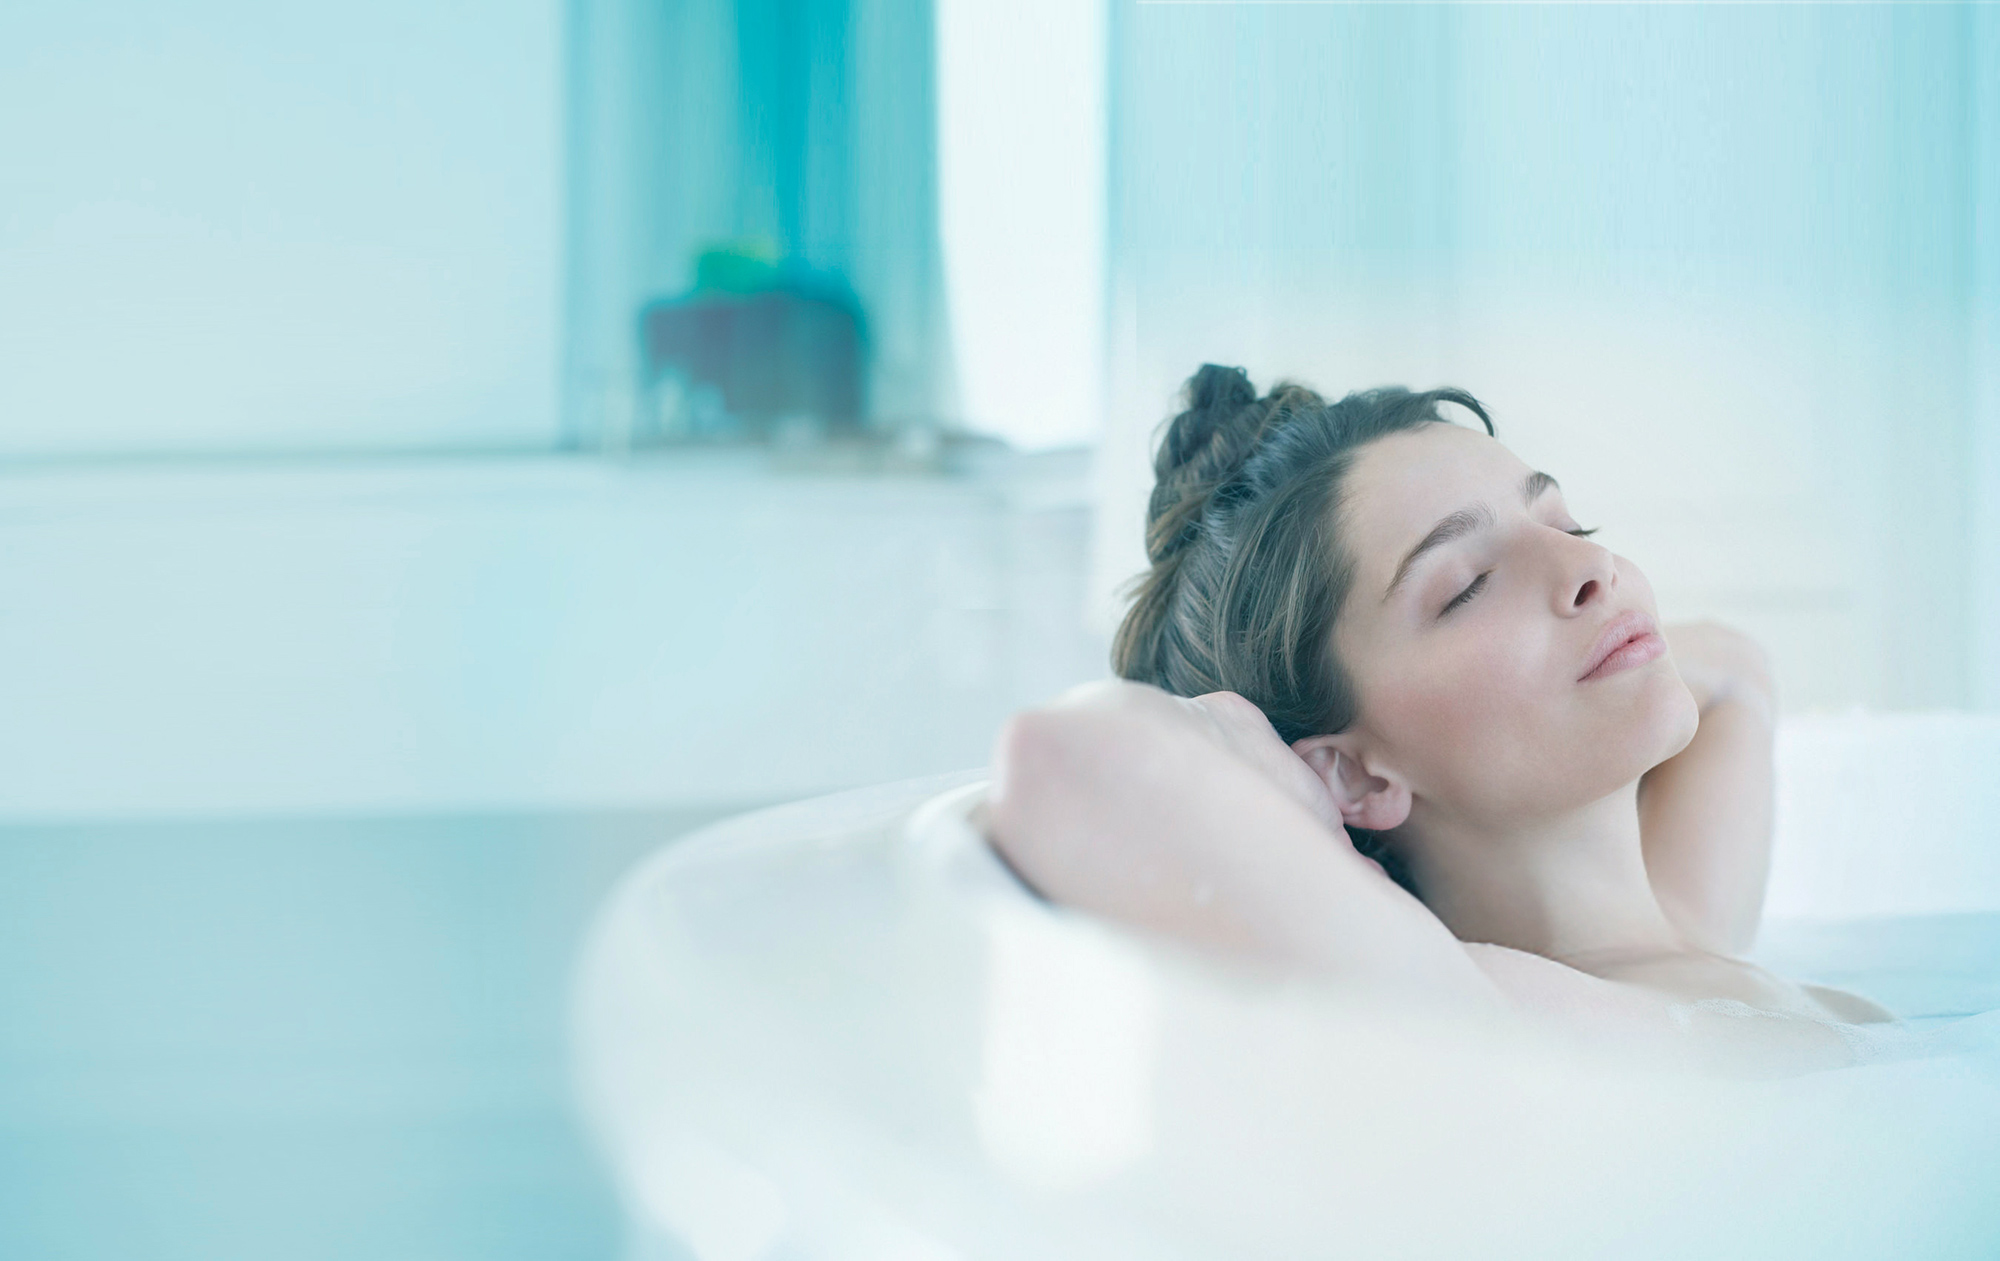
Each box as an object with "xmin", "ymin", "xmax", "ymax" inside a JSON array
[{"xmin": 572, "ymin": 714, "xmax": 2000, "ymax": 1260}]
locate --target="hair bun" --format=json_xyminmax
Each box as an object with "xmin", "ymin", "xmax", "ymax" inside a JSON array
[
  {"xmin": 1160, "ymin": 364, "xmax": 1259, "ymax": 478},
  {"xmin": 1145, "ymin": 364, "xmax": 1322, "ymax": 566},
  {"xmin": 1144, "ymin": 365, "xmax": 1262, "ymax": 564}
]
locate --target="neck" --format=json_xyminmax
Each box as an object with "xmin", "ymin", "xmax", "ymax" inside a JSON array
[{"xmin": 1399, "ymin": 781, "xmax": 1691, "ymax": 968}]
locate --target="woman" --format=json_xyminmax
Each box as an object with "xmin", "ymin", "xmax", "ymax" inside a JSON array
[{"xmin": 985, "ymin": 364, "xmax": 1896, "ymax": 1076}]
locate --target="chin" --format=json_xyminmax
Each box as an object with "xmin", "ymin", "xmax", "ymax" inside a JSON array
[{"xmin": 1569, "ymin": 666, "xmax": 1700, "ymax": 796}]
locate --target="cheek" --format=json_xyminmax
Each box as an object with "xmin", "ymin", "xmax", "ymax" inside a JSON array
[{"xmin": 1373, "ymin": 629, "xmax": 1554, "ymax": 776}]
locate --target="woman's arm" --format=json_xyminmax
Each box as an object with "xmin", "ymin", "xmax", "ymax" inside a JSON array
[
  {"xmin": 984, "ymin": 678, "xmax": 1874, "ymax": 1073},
  {"xmin": 1637, "ymin": 622, "xmax": 1777, "ymax": 956},
  {"xmin": 985, "ymin": 680, "xmax": 1508, "ymax": 1014}
]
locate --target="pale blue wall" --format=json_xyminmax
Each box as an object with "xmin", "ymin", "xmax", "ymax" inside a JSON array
[
  {"xmin": 0, "ymin": 0, "xmax": 563, "ymax": 458},
  {"xmin": 1111, "ymin": 4, "xmax": 1984, "ymax": 300}
]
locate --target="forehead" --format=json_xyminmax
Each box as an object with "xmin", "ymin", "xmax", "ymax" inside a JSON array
[{"xmin": 1340, "ymin": 423, "xmax": 1533, "ymax": 582}]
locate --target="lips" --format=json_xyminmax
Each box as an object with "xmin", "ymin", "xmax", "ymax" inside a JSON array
[{"xmin": 1578, "ymin": 609, "xmax": 1664, "ymax": 682}]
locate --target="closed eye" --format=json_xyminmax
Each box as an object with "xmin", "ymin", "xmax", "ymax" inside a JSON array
[
  {"xmin": 1439, "ymin": 526, "xmax": 1598, "ymax": 618},
  {"xmin": 1441, "ymin": 572, "xmax": 1487, "ymax": 616}
]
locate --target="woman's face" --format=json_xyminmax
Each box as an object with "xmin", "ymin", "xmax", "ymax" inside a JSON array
[{"xmin": 1327, "ymin": 422, "xmax": 1698, "ymax": 829}]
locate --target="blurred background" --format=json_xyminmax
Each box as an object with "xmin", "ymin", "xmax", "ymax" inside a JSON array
[{"xmin": 2, "ymin": 1, "xmax": 1996, "ymax": 1257}]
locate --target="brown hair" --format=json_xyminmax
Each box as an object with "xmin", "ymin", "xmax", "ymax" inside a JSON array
[{"xmin": 1111, "ymin": 364, "xmax": 1494, "ymax": 894}]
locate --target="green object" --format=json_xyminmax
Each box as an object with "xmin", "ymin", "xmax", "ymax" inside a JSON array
[{"xmin": 692, "ymin": 239, "xmax": 782, "ymax": 295}]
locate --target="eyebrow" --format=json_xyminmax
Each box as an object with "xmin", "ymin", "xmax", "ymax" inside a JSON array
[{"xmin": 1383, "ymin": 471, "xmax": 1561, "ymax": 602}]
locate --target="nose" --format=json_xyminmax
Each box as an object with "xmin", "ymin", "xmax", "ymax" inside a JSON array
[{"xmin": 1558, "ymin": 533, "xmax": 1616, "ymax": 614}]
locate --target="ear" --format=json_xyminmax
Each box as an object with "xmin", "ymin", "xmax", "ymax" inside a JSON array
[{"xmin": 1290, "ymin": 735, "xmax": 1412, "ymax": 832}]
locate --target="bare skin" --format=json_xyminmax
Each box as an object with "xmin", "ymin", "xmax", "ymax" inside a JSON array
[{"xmin": 985, "ymin": 422, "xmax": 1892, "ymax": 1077}]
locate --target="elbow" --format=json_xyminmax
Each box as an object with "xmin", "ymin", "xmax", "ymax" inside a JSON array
[
  {"xmin": 985, "ymin": 704, "xmax": 1103, "ymax": 876},
  {"xmin": 986, "ymin": 682, "xmax": 1175, "ymax": 877},
  {"xmin": 989, "ymin": 708, "xmax": 1058, "ymax": 819},
  {"xmin": 989, "ymin": 680, "xmax": 1166, "ymax": 796}
]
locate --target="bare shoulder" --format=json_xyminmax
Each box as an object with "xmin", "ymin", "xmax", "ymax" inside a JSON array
[
  {"xmin": 1465, "ymin": 943, "xmax": 1870, "ymax": 1073},
  {"xmin": 1462, "ymin": 942, "xmax": 1679, "ymax": 1032}
]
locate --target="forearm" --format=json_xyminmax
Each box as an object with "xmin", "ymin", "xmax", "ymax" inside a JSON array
[
  {"xmin": 1637, "ymin": 699, "xmax": 1775, "ymax": 950},
  {"xmin": 1639, "ymin": 623, "xmax": 1778, "ymax": 953}
]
